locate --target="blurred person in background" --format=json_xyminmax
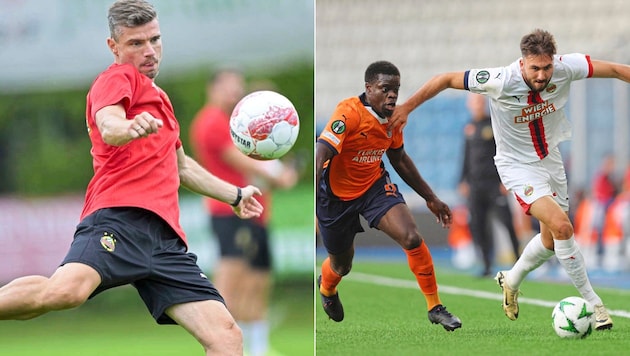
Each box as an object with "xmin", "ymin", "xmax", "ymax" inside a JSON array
[
  {"xmin": 599, "ymin": 168, "xmax": 630, "ymax": 272},
  {"xmin": 390, "ymin": 28, "xmax": 630, "ymax": 330},
  {"xmin": 190, "ymin": 68, "xmax": 298, "ymax": 356},
  {"xmin": 459, "ymin": 93, "xmax": 520, "ymax": 277},
  {"xmin": 316, "ymin": 60, "xmax": 461, "ymax": 331},
  {"xmin": 0, "ymin": 1, "xmax": 265, "ymax": 355},
  {"xmin": 590, "ymin": 154, "xmax": 618, "ymax": 259}
]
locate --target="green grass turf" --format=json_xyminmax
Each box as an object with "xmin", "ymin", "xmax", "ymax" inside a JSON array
[
  {"xmin": 0, "ymin": 180, "xmax": 315, "ymax": 355},
  {"xmin": 0, "ymin": 277, "xmax": 313, "ymax": 356},
  {"xmin": 316, "ymin": 261, "xmax": 630, "ymax": 356},
  {"xmin": 270, "ymin": 181, "xmax": 314, "ymax": 230}
]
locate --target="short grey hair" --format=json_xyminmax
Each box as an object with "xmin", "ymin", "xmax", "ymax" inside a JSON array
[{"xmin": 108, "ymin": 0, "xmax": 157, "ymax": 41}]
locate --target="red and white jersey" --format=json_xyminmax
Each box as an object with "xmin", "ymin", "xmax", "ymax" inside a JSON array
[{"xmin": 465, "ymin": 53, "xmax": 593, "ymax": 164}]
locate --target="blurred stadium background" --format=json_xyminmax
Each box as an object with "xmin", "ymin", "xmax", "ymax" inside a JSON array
[
  {"xmin": 316, "ymin": 0, "xmax": 630, "ymax": 276},
  {"xmin": 0, "ymin": 0, "xmax": 314, "ymax": 354}
]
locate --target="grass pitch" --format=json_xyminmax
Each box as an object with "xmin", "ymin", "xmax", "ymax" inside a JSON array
[
  {"xmin": 0, "ymin": 182, "xmax": 315, "ymax": 355},
  {"xmin": 316, "ymin": 261, "xmax": 630, "ymax": 356},
  {"xmin": 0, "ymin": 277, "xmax": 313, "ymax": 355}
]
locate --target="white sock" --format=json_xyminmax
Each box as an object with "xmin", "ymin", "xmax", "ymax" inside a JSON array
[
  {"xmin": 241, "ymin": 320, "xmax": 269, "ymax": 356},
  {"xmin": 506, "ymin": 233, "xmax": 554, "ymax": 289},
  {"xmin": 554, "ymin": 236, "xmax": 602, "ymax": 306}
]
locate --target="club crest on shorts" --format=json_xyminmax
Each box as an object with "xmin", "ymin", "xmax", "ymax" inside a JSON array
[
  {"xmin": 524, "ymin": 185, "xmax": 534, "ymax": 196},
  {"xmin": 100, "ymin": 232, "xmax": 117, "ymax": 252}
]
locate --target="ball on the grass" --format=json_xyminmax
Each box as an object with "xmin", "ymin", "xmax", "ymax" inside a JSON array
[{"xmin": 551, "ymin": 296, "xmax": 594, "ymax": 339}]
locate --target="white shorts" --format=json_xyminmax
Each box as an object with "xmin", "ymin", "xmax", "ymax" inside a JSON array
[{"xmin": 495, "ymin": 147, "xmax": 569, "ymax": 214}]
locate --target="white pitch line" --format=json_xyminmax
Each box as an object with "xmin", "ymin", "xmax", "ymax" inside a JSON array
[{"xmin": 348, "ymin": 272, "xmax": 630, "ymax": 319}]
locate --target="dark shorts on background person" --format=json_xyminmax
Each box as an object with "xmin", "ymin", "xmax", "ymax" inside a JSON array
[
  {"xmin": 62, "ymin": 207, "xmax": 224, "ymax": 325},
  {"xmin": 211, "ymin": 215, "xmax": 272, "ymax": 270},
  {"xmin": 317, "ymin": 171, "xmax": 406, "ymax": 255}
]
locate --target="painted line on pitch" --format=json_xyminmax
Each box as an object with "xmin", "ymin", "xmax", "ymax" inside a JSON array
[{"xmin": 348, "ymin": 272, "xmax": 630, "ymax": 319}]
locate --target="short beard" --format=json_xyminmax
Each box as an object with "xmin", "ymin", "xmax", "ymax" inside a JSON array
[
  {"xmin": 525, "ymin": 78, "xmax": 549, "ymax": 93},
  {"xmin": 146, "ymin": 70, "xmax": 159, "ymax": 79}
]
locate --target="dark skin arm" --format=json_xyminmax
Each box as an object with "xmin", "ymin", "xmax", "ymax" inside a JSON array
[
  {"xmin": 386, "ymin": 147, "xmax": 452, "ymax": 228},
  {"xmin": 315, "ymin": 142, "xmax": 334, "ymax": 196}
]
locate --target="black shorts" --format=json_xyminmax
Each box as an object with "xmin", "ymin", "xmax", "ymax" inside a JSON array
[
  {"xmin": 317, "ymin": 171, "xmax": 405, "ymax": 255},
  {"xmin": 210, "ymin": 215, "xmax": 272, "ymax": 270},
  {"xmin": 62, "ymin": 207, "xmax": 224, "ymax": 325}
]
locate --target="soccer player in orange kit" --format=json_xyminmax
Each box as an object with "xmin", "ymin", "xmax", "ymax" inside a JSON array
[{"xmin": 316, "ymin": 60, "xmax": 461, "ymax": 331}]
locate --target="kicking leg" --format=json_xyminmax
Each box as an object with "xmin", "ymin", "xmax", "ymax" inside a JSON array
[{"xmin": 0, "ymin": 263, "xmax": 100, "ymax": 320}]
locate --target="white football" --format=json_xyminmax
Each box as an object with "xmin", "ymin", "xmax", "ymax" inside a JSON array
[
  {"xmin": 229, "ymin": 90, "xmax": 300, "ymax": 160},
  {"xmin": 551, "ymin": 296, "xmax": 595, "ymax": 339}
]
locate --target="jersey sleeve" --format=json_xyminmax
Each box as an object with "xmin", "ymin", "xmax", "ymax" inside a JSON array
[
  {"xmin": 465, "ymin": 66, "xmax": 507, "ymax": 100},
  {"xmin": 391, "ymin": 126, "xmax": 404, "ymax": 150},
  {"xmin": 317, "ymin": 100, "xmax": 356, "ymax": 155},
  {"xmin": 88, "ymin": 65, "xmax": 136, "ymax": 118},
  {"xmin": 558, "ymin": 53, "xmax": 593, "ymax": 79}
]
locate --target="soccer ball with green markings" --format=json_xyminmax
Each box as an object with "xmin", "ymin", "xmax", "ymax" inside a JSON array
[{"xmin": 551, "ymin": 296, "xmax": 595, "ymax": 339}]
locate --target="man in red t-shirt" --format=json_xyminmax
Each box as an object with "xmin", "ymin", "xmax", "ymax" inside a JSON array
[
  {"xmin": 190, "ymin": 69, "xmax": 297, "ymax": 356},
  {"xmin": 0, "ymin": 1, "xmax": 263, "ymax": 354}
]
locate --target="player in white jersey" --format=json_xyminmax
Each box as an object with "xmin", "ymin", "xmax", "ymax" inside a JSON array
[
  {"xmin": 468, "ymin": 53, "xmax": 583, "ymax": 164},
  {"xmin": 390, "ymin": 29, "xmax": 630, "ymax": 331}
]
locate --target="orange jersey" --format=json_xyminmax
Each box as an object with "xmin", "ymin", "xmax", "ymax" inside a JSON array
[{"xmin": 317, "ymin": 95, "xmax": 403, "ymax": 200}]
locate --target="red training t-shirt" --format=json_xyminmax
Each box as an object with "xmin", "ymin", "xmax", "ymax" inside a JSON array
[
  {"xmin": 190, "ymin": 104, "xmax": 269, "ymax": 224},
  {"xmin": 82, "ymin": 63, "xmax": 186, "ymax": 243}
]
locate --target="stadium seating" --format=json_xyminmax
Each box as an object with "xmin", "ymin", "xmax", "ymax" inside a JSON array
[{"xmin": 317, "ymin": 0, "xmax": 630, "ymax": 199}]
